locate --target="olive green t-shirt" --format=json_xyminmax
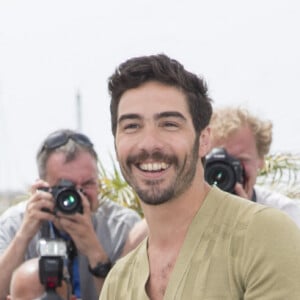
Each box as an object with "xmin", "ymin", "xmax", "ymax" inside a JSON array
[{"xmin": 100, "ymin": 187, "xmax": 300, "ymax": 299}]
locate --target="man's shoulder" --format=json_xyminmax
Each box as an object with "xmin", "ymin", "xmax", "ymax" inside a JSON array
[
  {"xmin": 205, "ymin": 187, "xmax": 292, "ymax": 233},
  {"xmin": 208, "ymin": 188, "xmax": 300, "ymax": 254},
  {"xmin": 0, "ymin": 200, "xmax": 27, "ymax": 224},
  {"xmin": 0, "ymin": 201, "xmax": 29, "ymax": 252},
  {"xmin": 207, "ymin": 187, "xmax": 268, "ymax": 220}
]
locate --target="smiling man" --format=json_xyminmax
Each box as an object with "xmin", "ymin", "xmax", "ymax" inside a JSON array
[{"xmin": 100, "ymin": 54, "xmax": 300, "ymax": 300}]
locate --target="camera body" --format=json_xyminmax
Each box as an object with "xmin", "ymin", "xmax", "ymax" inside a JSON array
[
  {"xmin": 205, "ymin": 147, "xmax": 244, "ymax": 194},
  {"xmin": 41, "ymin": 179, "xmax": 83, "ymax": 214}
]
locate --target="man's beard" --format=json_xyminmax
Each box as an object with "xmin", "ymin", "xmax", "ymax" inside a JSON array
[{"xmin": 120, "ymin": 137, "xmax": 200, "ymax": 205}]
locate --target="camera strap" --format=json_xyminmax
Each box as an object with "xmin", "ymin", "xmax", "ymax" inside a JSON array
[
  {"xmin": 55, "ymin": 230, "xmax": 81, "ymax": 298},
  {"xmin": 65, "ymin": 238, "xmax": 81, "ymax": 298}
]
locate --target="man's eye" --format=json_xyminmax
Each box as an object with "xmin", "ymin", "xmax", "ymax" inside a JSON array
[
  {"xmin": 123, "ymin": 123, "xmax": 140, "ymax": 131},
  {"xmin": 125, "ymin": 123, "xmax": 138, "ymax": 129},
  {"xmin": 163, "ymin": 121, "xmax": 179, "ymax": 129}
]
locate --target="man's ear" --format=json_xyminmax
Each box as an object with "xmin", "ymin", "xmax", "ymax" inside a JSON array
[{"xmin": 199, "ymin": 126, "xmax": 211, "ymax": 158}]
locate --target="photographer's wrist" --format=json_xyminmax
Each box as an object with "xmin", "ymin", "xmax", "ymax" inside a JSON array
[
  {"xmin": 87, "ymin": 243, "xmax": 112, "ymax": 278},
  {"xmin": 87, "ymin": 248, "xmax": 109, "ymax": 269},
  {"xmin": 88, "ymin": 261, "xmax": 112, "ymax": 278}
]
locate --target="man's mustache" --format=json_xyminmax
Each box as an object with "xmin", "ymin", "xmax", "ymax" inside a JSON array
[{"xmin": 126, "ymin": 150, "xmax": 177, "ymax": 166}]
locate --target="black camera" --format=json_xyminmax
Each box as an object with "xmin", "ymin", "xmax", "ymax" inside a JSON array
[
  {"xmin": 205, "ymin": 147, "xmax": 244, "ymax": 194},
  {"xmin": 41, "ymin": 179, "xmax": 83, "ymax": 214}
]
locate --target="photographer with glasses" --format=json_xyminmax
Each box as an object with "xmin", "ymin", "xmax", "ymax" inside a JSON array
[{"xmin": 0, "ymin": 129, "xmax": 141, "ymax": 300}]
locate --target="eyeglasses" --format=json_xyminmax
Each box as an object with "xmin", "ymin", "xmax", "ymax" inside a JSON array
[{"xmin": 40, "ymin": 131, "xmax": 94, "ymax": 153}]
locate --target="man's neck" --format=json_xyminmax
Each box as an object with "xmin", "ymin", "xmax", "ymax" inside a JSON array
[
  {"xmin": 143, "ymin": 182, "xmax": 211, "ymax": 247},
  {"xmin": 143, "ymin": 182, "xmax": 211, "ymax": 300}
]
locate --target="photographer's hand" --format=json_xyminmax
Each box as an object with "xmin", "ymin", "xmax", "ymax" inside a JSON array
[
  {"xmin": 20, "ymin": 180, "xmax": 56, "ymax": 241},
  {"xmin": 0, "ymin": 180, "xmax": 56, "ymax": 299},
  {"xmin": 234, "ymin": 182, "xmax": 251, "ymax": 200},
  {"xmin": 54, "ymin": 192, "xmax": 108, "ymax": 294}
]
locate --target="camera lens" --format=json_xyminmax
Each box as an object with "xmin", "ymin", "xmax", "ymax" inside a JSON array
[
  {"xmin": 205, "ymin": 162, "xmax": 236, "ymax": 193},
  {"xmin": 55, "ymin": 189, "xmax": 82, "ymax": 214}
]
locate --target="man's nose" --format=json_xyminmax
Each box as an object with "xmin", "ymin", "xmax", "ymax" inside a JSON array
[{"xmin": 137, "ymin": 126, "xmax": 165, "ymax": 152}]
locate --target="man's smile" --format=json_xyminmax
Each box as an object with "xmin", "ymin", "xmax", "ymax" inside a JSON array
[{"xmin": 138, "ymin": 162, "xmax": 169, "ymax": 172}]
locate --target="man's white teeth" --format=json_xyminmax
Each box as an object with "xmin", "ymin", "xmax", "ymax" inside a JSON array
[{"xmin": 139, "ymin": 162, "xmax": 169, "ymax": 171}]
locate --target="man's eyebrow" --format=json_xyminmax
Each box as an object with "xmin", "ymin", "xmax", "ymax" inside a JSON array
[
  {"xmin": 118, "ymin": 111, "xmax": 187, "ymax": 124},
  {"xmin": 155, "ymin": 111, "xmax": 187, "ymax": 121},
  {"xmin": 118, "ymin": 113, "xmax": 141, "ymax": 124}
]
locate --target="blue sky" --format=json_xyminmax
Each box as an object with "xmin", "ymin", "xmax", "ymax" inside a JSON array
[{"xmin": 1, "ymin": 0, "xmax": 300, "ymax": 190}]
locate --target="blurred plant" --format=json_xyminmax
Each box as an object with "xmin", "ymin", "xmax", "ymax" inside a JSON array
[
  {"xmin": 257, "ymin": 152, "xmax": 300, "ymax": 199},
  {"xmin": 98, "ymin": 158, "xmax": 143, "ymax": 217}
]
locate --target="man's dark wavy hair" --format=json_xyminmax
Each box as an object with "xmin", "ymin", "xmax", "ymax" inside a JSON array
[{"xmin": 108, "ymin": 54, "xmax": 213, "ymax": 136}]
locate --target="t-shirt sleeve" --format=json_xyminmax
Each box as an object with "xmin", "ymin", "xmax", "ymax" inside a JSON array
[{"xmin": 0, "ymin": 211, "xmax": 19, "ymax": 254}]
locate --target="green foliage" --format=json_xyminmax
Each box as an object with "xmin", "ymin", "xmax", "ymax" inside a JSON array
[{"xmin": 98, "ymin": 159, "xmax": 143, "ymax": 217}]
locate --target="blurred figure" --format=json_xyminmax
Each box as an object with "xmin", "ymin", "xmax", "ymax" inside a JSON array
[
  {"xmin": 7, "ymin": 258, "xmax": 76, "ymax": 300},
  {"xmin": 0, "ymin": 129, "xmax": 141, "ymax": 299},
  {"xmin": 209, "ymin": 106, "xmax": 300, "ymax": 227}
]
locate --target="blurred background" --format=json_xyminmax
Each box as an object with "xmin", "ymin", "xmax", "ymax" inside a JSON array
[{"xmin": 1, "ymin": 0, "xmax": 300, "ymax": 196}]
